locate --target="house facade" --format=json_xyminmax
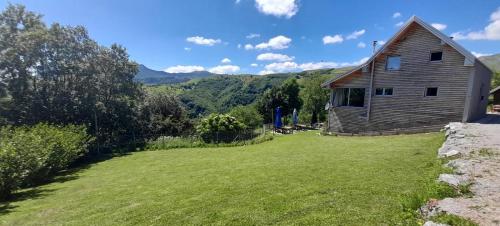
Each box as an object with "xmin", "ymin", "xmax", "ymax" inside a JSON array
[
  {"xmin": 322, "ymin": 16, "xmax": 492, "ymax": 134},
  {"xmin": 491, "ymin": 86, "xmax": 500, "ymax": 112}
]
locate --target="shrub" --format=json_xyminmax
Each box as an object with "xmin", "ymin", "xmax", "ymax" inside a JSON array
[
  {"xmin": 196, "ymin": 114, "xmax": 246, "ymax": 143},
  {"xmin": 0, "ymin": 124, "xmax": 91, "ymax": 199},
  {"xmin": 229, "ymin": 105, "xmax": 263, "ymax": 129}
]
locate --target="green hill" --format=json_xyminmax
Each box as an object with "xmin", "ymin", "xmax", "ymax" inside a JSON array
[
  {"xmin": 479, "ymin": 54, "xmax": 500, "ymax": 72},
  {"xmin": 145, "ymin": 67, "xmax": 354, "ymax": 117},
  {"xmin": 178, "ymin": 74, "xmax": 292, "ymax": 117}
]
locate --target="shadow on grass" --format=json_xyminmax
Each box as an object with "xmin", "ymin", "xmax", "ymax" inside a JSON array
[
  {"xmin": 0, "ymin": 187, "xmax": 56, "ymax": 215},
  {"xmin": 0, "ymin": 152, "xmax": 132, "ymax": 215}
]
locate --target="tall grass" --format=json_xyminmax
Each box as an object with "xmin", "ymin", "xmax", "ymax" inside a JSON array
[{"xmin": 146, "ymin": 133, "xmax": 273, "ymax": 151}]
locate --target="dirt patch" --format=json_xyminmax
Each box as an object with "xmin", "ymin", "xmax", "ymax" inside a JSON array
[{"xmin": 433, "ymin": 114, "xmax": 500, "ymax": 226}]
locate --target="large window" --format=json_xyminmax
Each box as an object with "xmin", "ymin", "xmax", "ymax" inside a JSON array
[
  {"xmin": 336, "ymin": 88, "xmax": 365, "ymax": 107},
  {"xmin": 375, "ymin": 87, "xmax": 393, "ymax": 96},
  {"xmin": 386, "ymin": 56, "xmax": 401, "ymax": 71}
]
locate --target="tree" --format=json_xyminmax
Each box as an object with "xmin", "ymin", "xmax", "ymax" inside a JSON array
[
  {"xmin": 256, "ymin": 78, "xmax": 302, "ymax": 123},
  {"xmin": 139, "ymin": 92, "xmax": 193, "ymax": 137},
  {"xmin": 0, "ymin": 4, "xmax": 145, "ymax": 151},
  {"xmin": 492, "ymin": 71, "xmax": 500, "ymax": 88},
  {"xmin": 301, "ymin": 75, "xmax": 330, "ymax": 124},
  {"xmin": 229, "ymin": 105, "xmax": 263, "ymax": 129}
]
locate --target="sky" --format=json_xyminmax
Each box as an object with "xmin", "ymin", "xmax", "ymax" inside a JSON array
[{"xmin": 1, "ymin": 0, "xmax": 500, "ymax": 75}]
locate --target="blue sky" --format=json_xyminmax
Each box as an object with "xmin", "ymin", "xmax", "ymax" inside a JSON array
[{"xmin": 2, "ymin": 0, "xmax": 500, "ymax": 75}]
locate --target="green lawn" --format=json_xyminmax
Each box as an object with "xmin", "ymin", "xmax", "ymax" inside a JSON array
[{"xmin": 0, "ymin": 131, "xmax": 446, "ymax": 225}]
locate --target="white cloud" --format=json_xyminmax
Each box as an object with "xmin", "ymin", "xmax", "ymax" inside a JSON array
[
  {"xmin": 395, "ymin": 21, "xmax": 404, "ymax": 27},
  {"xmin": 451, "ymin": 8, "xmax": 500, "ymax": 40},
  {"xmin": 255, "ymin": 0, "xmax": 298, "ymax": 19},
  {"xmin": 299, "ymin": 57, "xmax": 369, "ymax": 71},
  {"xmin": 260, "ymin": 61, "xmax": 298, "ymax": 74},
  {"xmin": 257, "ymin": 53, "xmax": 294, "ymax": 62},
  {"xmin": 471, "ymin": 51, "xmax": 492, "ymax": 58},
  {"xmin": 259, "ymin": 57, "xmax": 370, "ymax": 74},
  {"xmin": 346, "ymin": 29, "xmax": 366, "ymax": 40},
  {"xmin": 258, "ymin": 70, "xmax": 276, "ymax": 75},
  {"xmin": 251, "ymin": 63, "xmax": 259, "ymax": 67},
  {"xmin": 255, "ymin": 35, "xmax": 292, "ymax": 50},
  {"xmin": 393, "ymin": 12, "xmax": 402, "ymax": 18},
  {"xmin": 235, "ymin": 0, "xmax": 241, "ymax": 4},
  {"xmin": 237, "ymin": 44, "xmax": 242, "ymax": 49},
  {"xmin": 377, "ymin": 40, "xmax": 386, "ymax": 46},
  {"xmin": 186, "ymin": 36, "xmax": 221, "ymax": 46},
  {"xmin": 431, "ymin": 23, "xmax": 447, "ymax": 31},
  {"xmin": 221, "ymin": 58, "xmax": 231, "ymax": 64},
  {"xmin": 184, "ymin": 47, "xmax": 191, "ymax": 51},
  {"xmin": 165, "ymin": 65, "xmax": 205, "ymax": 73},
  {"xmin": 209, "ymin": 65, "xmax": 241, "ymax": 74},
  {"xmin": 357, "ymin": 42, "xmax": 366, "ymax": 48},
  {"xmin": 323, "ymin": 35, "xmax": 343, "ymax": 44},
  {"xmin": 244, "ymin": 44, "xmax": 254, "ymax": 50},
  {"xmin": 246, "ymin": 33, "xmax": 261, "ymax": 39}
]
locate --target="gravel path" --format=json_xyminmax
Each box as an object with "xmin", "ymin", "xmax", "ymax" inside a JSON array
[{"xmin": 435, "ymin": 114, "xmax": 500, "ymax": 226}]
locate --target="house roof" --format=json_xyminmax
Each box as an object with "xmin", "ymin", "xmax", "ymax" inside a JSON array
[
  {"xmin": 491, "ymin": 86, "xmax": 500, "ymax": 94},
  {"xmin": 321, "ymin": 16, "xmax": 492, "ymax": 88}
]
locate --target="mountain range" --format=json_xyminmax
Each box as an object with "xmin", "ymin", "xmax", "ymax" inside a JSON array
[
  {"xmin": 136, "ymin": 54, "xmax": 499, "ymax": 85},
  {"xmin": 135, "ymin": 64, "xmax": 215, "ymax": 84}
]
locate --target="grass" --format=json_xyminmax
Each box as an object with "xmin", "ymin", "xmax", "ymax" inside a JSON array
[
  {"xmin": 0, "ymin": 131, "xmax": 450, "ymax": 225},
  {"xmin": 431, "ymin": 213, "xmax": 479, "ymax": 226}
]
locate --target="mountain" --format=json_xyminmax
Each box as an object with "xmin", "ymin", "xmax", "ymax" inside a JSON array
[
  {"xmin": 135, "ymin": 64, "xmax": 215, "ymax": 84},
  {"xmin": 479, "ymin": 54, "xmax": 500, "ymax": 72}
]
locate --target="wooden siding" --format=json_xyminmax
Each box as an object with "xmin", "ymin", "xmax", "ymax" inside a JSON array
[
  {"xmin": 328, "ymin": 22, "xmax": 475, "ymax": 133},
  {"xmin": 466, "ymin": 59, "xmax": 492, "ymax": 121}
]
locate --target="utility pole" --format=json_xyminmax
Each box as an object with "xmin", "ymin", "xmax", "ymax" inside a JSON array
[{"xmin": 366, "ymin": 40, "xmax": 378, "ymax": 121}]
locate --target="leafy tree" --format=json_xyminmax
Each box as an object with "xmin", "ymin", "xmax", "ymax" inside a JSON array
[
  {"xmin": 0, "ymin": 4, "xmax": 144, "ymax": 150},
  {"xmin": 300, "ymin": 75, "xmax": 330, "ymax": 124},
  {"xmin": 256, "ymin": 78, "xmax": 302, "ymax": 123},
  {"xmin": 492, "ymin": 71, "xmax": 500, "ymax": 88},
  {"xmin": 229, "ymin": 105, "xmax": 263, "ymax": 129},
  {"xmin": 139, "ymin": 92, "xmax": 193, "ymax": 137}
]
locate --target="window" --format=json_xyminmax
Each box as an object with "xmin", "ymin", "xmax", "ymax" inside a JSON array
[
  {"xmin": 386, "ymin": 56, "xmax": 400, "ymax": 71},
  {"xmin": 430, "ymin": 51, "xmax": 443, "ymax": 61},
  {"xmin": 425, "ymin": 87, "xmax": 438, "ymax": 97},
  {"xmin": 375, "ymin": 88, "xmax": 393, "ymax": 96},
  {"xmin": 336, "ymin": 88, "xmax": 365, "ymax": 107}
]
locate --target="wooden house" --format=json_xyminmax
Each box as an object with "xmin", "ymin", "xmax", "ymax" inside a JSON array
[{"xmin": 322, "ymin": 16, "xmax": 492, "ymax": 134}]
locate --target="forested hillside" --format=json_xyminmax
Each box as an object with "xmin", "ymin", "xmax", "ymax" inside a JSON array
[{"xmin": 145, "ymin": 67, "xmax": 353, "ymax": 118}]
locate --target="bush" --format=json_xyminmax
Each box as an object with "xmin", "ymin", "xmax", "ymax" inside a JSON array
[
  {"xmin": 196, "ymin": 114, "xmax": 246, "ymax": 143},
  {"xmin": 0, "ymin": 124, "xmax": 92, "ymax": 199},
  {"xmin": 229, "ymin": 105, "xmax": 263, "ymax": 129}
]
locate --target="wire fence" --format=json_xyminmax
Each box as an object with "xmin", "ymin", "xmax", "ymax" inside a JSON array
[{"xmin": 91, "ymin": 125, "xmax": 272, "ymax": 153}]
